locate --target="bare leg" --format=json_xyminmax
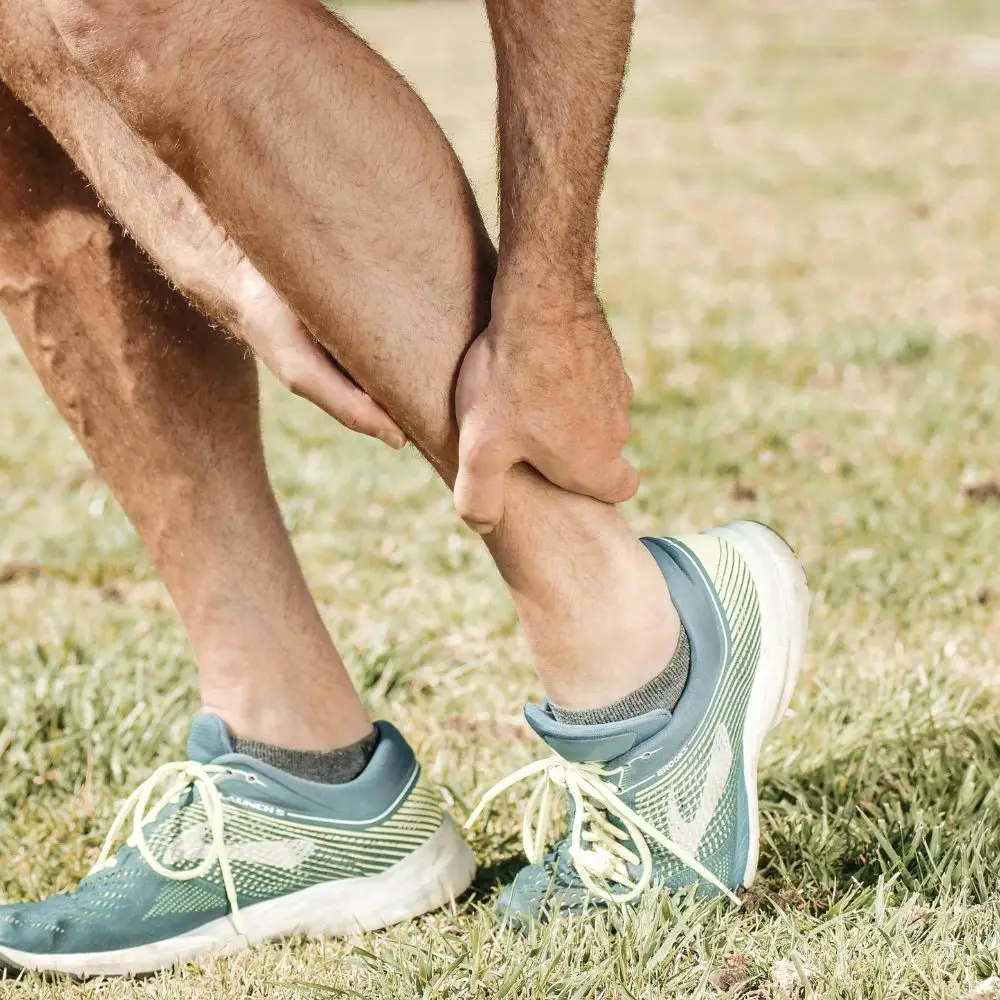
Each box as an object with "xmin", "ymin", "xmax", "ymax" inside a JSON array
[
  {"xmin": 0, "ymin": 81, "xmax": 371, "ymax": 750},
  {"xmin": 45, "ymin": 0, "xmax": 680, "ymax": 709}
]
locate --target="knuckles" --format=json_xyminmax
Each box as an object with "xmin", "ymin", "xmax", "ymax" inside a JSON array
[
  {"xmin": 612, "ymin": 409, "xmax": 631, "ymax": 445},
  {"xmin": 272, "ymin": 352, "xmax": 315, "ymax": 398}
]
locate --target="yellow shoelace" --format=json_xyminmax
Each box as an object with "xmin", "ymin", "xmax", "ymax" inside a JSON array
[
  {"xmin": 466, "ymin": 756, "xmax": 740, "ymax": 905},
  {"xmin": 89, "ymin": 761, "xmax": 245, "ymax": 935}
]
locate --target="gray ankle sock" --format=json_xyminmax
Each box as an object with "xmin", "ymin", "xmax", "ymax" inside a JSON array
[
  {"xmin": 551, "ymin": 624, "xmax": 691, "ymax": 726},
  {"xmin": 231, "ymin": 728, "xmax": 380, "ymax": 784}
]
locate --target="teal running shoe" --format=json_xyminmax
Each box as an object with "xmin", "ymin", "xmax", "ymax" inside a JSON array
[
  {"xmin": 467, "ymin": 521, "xmax": 809, "ymax": 922},
  {"xmin": 0, "ymin": 717, "xmax": 475, "ymax": 977}
]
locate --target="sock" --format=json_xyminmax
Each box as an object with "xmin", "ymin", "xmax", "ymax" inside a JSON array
[
  {"xmin": 231, "ymin": 727, "xmax": 380, "ymax": 784},
  {"xmin": 551, "ymin": 623, "xmax": 691, "ymax": 726}
]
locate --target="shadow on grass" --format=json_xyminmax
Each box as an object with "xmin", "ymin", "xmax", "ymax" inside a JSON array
[{"xmin": 470, "ymin": 851, "xmax": 525, "ymax": 899}]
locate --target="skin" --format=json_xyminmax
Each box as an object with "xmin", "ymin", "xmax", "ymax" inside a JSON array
[
  {"xmin": 5, "ymin": 0, "xmax": 681, "ymax": 746},
  {"xmin": 0, "ymin": 74, "xmax": 373, "ymax": 751},
  {"xmin": 0, "ymin": 3, "xmax": 405, "ymax": 452},
  {"xmin": 457, "ymin": 0, "xmax": 640, "ymax": 533}
]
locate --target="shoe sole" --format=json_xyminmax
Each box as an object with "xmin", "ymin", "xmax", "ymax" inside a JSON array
[
  {"xmin": 0, "ymin": 816, "xmax": 476, "ymax": 979},
  {"xmin": 707, "ymin": 520, "xmax": 810, "ymax": 889}
]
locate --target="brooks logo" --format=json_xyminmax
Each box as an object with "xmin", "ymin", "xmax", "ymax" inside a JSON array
[
  {"xmin": 162, "ymin": 823, "xmax": 316, "ymax": 871},
  {"xmin": 665, "ymin": 725, "xmax": 733, "ymax": 856}
]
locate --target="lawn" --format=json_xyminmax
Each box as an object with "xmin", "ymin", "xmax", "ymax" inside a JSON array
[{"xmin": 3, "ymin": 0, "xmax": 1000, "ymax": 996}]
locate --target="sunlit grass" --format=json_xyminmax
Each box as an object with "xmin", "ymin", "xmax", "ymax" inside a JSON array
[{"xmin": 2, "ymin": 0, "xmax": 1000, "ymax": 995}]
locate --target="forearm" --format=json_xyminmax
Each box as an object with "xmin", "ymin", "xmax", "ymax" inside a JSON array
[
  {"xmin": 0, "ymin": 2, "xmax": 265, "ymax": 340},
  {"xmin": 484, "ymin": 0, "xmax": 635, "ymax": 292},
  {"xmin": 41, "ymin": 0, "xmax": 495, "ymax": 461}
]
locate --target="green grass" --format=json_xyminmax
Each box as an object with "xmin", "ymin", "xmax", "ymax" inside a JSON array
[{"xmin": 3, "ymin": 0, "xmax": 1000, "ymax": 996}]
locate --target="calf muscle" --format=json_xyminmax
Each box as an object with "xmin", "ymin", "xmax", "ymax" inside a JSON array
[
  {"xmin": 46, "ymin": 0, "xmax": 496, "ymax": 474},
  {"xmin": 44, "ymin": 0, "xmax": 681, "ymax": 702},
  {"xmin": 0, "ymin": 79, "xmax": 260, "ymax": 581},
  {"xmin": 0, "ymin": 4, "xmax": 234, "ymax": 319}
]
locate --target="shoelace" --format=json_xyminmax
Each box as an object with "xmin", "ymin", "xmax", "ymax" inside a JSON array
[
  {"xmin": 90, "ymin": 760, "xmax": 246, "ymax": 935},
  {"xmin": 466, "ymin": 755, "xmax": 740, "ymax": 905}
]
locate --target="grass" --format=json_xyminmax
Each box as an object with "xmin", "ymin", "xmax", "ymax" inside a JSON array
[{"xmin": 3, "ymin": 0, "xmax": 1000, "ymax": 996}]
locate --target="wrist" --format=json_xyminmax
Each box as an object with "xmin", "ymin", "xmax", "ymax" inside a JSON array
[{"xmin": 491, "ymin": 256, "xmax": 598, "ymax": 324}]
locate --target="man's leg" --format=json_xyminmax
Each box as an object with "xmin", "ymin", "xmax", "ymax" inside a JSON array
[
  {"xmin": 0, "ymin": 83, "xmax": 476, "ymax": 978},
  {"xmin": 0, "ymin": 1, "xmax": 807, "ymax": 963},
  {"xmin": 42, "ymin": 0, "xmax": 682, "ymax": 712},
  {"xmin": 43, "ymin": 0, "xmax": 809, "ymax": 930},
  {"xmin": 0, "ymin": 81, "xmax": 371, "ymax": 754}
]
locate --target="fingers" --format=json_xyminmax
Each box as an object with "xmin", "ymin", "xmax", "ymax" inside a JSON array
[
  {"xmin": 587, "ymin": 455, "xmax": 640, "ymax": 505},
  {"xmin": 587, "ymin": 402, "xmax": 639, "ymax": 503},
  {"xmin": 232, "ymin": 262, "xmax": 406, "ymax": 448},
  {"xmin": 534, "ymin": 448, "xmax": 639, "ymax": 508},
  {"xmin": 454, "ymin": 426, "xmax": 515, "ymax": 534},
  {"xmin": 271, "ymin": 342, "xmax": 406, "ymax": 449}
]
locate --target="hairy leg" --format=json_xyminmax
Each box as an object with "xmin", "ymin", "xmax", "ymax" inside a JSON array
[
  {"xmin": 0, "ymin": 80, "xmax": 371, "ymax": 750},
  {"xmin": 45, "ymin": 0, "xmax": 680, "ymax": 708}
]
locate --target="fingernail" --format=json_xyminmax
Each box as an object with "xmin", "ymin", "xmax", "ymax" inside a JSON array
[{"xmin": 380, "ymin": 431, "xmax": 407, "ymax": 450}]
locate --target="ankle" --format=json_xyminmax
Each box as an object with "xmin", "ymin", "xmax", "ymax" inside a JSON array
[
  {"xmin": 514, "ymin": 537, "xmax": 681, "ymax": 711},
  {"xmin": 551, "ymin": 622, "xmax": 690, "ymax": 723},
  {"xmin": 200, "ymin": 692, "xmax": 373, "ymax": 752}
]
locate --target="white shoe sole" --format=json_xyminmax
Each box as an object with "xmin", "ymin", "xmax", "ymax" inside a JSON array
[
  {"xmin": 707, "ymin": 520, "xmax": 810, "ymax": 889},
  {"xmin": 0, "ymin": 817, "xmax": 476, "ymax": 979}
]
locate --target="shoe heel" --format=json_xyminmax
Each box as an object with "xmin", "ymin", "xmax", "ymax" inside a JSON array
[
  {"xmin": 709, "ymin": 520, "xmax": 810, "ymax": 730},
  {"xmin": 706, "ymin": 520, "xmax": 810, "ymax": 888}
]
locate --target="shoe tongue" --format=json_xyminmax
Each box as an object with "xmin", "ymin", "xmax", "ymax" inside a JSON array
[
  {"xmin": 524, "ymin": 702, "xmax": 671, "ymax": 764},
  {"xmin": 186, "ymin": 713, "xmax": 235, "ymax": 763}
]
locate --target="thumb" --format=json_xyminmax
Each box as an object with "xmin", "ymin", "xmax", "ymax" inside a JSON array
[
  {"xmin": 588, "ymin": 455, "xmax": 640, "ymax": 506},
  {"xmin": 454, "ymin": 427, "xmax": 514, "ymax": 535}
]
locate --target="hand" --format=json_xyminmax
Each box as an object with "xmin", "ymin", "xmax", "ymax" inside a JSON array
[
  {"xmin": 232, "ymin": 258, "xmax": 406, "ymax": 449},
  {"xmin": 454, "ymin": 284, "xmax": 638, "ymax": 532},
  {"xmin": 152, "ymin": 183, "xmax": 408, "ymax": 451}
]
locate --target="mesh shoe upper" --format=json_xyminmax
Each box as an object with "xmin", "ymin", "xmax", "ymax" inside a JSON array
[
  {"xmin": 481, "ymin": 532, "xmax": 764, "ymax": 923},
  {"xmin": 0, "ymin": 716, "xmax": 445, "ymax": 955}
]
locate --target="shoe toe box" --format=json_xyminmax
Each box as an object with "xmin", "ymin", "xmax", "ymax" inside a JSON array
[{"xmin": 495, "ymin": 859, "xmax": 604, "ymax": 928}]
